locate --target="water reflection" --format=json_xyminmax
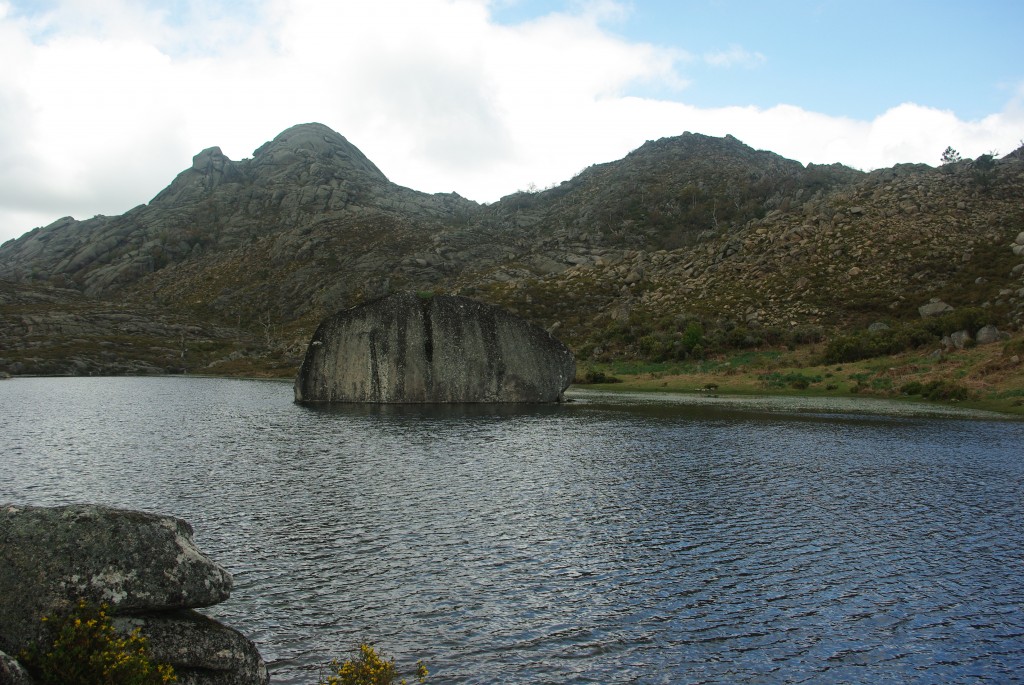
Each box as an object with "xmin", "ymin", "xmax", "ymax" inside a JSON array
[
  {"xmin": 299, "ymin": 400, "xmax": 569, "ymax": 419},
  {"xmin": 1, "ymin": 377, "xmax": 1022, "ymax": 684}
]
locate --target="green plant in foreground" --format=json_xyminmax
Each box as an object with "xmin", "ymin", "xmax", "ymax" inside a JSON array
[
  {"xmin": 319, "ymin": 643, "xmax": 427, "ymax": 685},
  {"xmin": 19, "ymin": 600, "xmax": 176, "ymax": 685}
]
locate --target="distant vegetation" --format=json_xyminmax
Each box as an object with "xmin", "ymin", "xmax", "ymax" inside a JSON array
[{"xmin": 821, "ymin": 308, "xmax": 1000, "ymax": 364}]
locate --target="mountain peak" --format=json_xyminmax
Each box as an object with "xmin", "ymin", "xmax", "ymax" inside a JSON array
[{"xmin": 251, "ymin": 122, "xmax": 388, "ymax": 182}]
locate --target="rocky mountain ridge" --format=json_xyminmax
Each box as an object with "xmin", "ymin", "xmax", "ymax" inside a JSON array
[{"xmin": 1, "ymin": 122, "xmax": 1022, "ymax": 375}]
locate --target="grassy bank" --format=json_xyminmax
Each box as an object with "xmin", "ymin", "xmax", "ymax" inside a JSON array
[{"xmin": 574, "ymin": 334, "xmax": 1024, "ymax": 418}]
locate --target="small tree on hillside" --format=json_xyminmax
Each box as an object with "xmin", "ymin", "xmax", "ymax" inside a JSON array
[
  {"xmin": 973, "ymin": 152, "xmax": 997, "ymax": 190},
  {"xmin": 974, "ymin": 152, "xmax": 996, "ymax": 172},
  {"xmin": 940, "ymin": 146, "xmax": 962, "ymax": 165}
]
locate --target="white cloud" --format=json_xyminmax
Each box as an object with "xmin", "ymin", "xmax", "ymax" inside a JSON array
[
  {"xmin": 1, "ymin": 0, "xmax": 1022, "ymax": 246},
  {"xmin": 703, "ymin": 44, "xmax": 766, "ymax": 69}
]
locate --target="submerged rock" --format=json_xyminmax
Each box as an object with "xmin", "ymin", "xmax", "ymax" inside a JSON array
[{"xmin": 295, "ymin": 293, "xmax": 575, "ymax": 403}]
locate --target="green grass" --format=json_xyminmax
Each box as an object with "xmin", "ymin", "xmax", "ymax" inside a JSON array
[{"xmin": 574, "ymin": 336, "xmax": 1024, "ymax": 417}]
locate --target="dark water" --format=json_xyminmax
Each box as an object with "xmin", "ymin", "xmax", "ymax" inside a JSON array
[{"xmin": 2, "ymin": 376, "xmax": 1023, "ymax": 684}]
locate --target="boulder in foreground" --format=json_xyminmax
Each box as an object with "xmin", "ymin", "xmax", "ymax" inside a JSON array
[
  {"xmin": 0, "ymin": 504, "xmax": 267, "ymax": 685},
  {"xmin": 295, "ymin": 293, "xmax": 575, "ymax": 403}
]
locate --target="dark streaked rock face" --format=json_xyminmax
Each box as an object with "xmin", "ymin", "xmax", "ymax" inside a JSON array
[{"xmin": 295, "ymin": 293, "xmax": 575, "ymax": 403}]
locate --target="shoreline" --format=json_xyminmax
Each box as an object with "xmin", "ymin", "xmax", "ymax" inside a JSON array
[
  {"xmin": 573, "ymin": 338, "xmax": 1024, "ymax": 418},
  {"xmin": 5, "ymin": 340, "xmax": 1022, "ymax": 418},
  {"xmin": 567, "ymin": 385, "xmax": 1020, "ymax": 421}
]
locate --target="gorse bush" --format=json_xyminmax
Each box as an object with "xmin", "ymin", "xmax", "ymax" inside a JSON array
[
  {"xmin": 319, "ymin": 643, "xmax": 427, "ymax": 685},
  {"xmin": 19, "ymin": 600, "xmax": 176, "ymax": 685}
]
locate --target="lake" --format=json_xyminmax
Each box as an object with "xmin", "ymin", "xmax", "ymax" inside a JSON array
[{"xmin": 2, "ymin": 376, "xmax": 1023, "ymax": 684}]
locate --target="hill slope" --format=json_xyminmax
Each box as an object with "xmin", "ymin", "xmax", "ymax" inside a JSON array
[{"xmin": 1, "ymin": 123, "xmax": 1022, "ymax": 377}]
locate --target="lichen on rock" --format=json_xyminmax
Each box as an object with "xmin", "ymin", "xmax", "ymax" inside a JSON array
[{"xmin": 0, "ymin": 504, "xmax": 267, "ymax": 685}]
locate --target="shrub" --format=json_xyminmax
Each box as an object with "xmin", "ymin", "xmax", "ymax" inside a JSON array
[
  {"xmin": 822, "ymin": 324, "xmax": 939, "ymax": 364},
  {"xmin": 871, "ymin": 376, "xmax": 893, "ymax": 391},
  {"xmin": 680, "ymin": 321, "xmax": 704, "ymax": 354},
  {"xmin": 787, "ymin": 325, "xmax": 825, "ymax": 346},
  {"xmin": 974, "ymin": 154, "xmax": 996, "ymax": 187},
  {"xmin": 576, "ymin": 366, "xmax": 622, "ymax": 384},
  {"xmin": 821, "ymin": 308, "xmax": 1006, "ymax": 365},
  {"xmin": 942, "ymin": 308, "xmax": 991, "ymax": 337},
  {"xmin": 900, "ymin": 381, "xmax": 924, "ymax": 396},
  {"xmin": 822, "ymin": 332, "xmax": 874, "ymax": 364},
  {"xmin": 758, "ymin": 371, "xmax": 821, "ymax": 389},
  {"xmin": 319, "ymin": 644, "xmax": 427, "ymax": 685},
  {"xmin": 720, "ymin": 326, "xmax": 763, "ymax": 350},
  {"xmin": 1004, "ymin": 338, "xmax": 1024, "ymax": 357},
  {"xmin": 637, "ymin": 334, "xmax": 667, "ymax": 361},
  {"xmin": 575, "ymin": 343, "xmax": 597, "ymax": 361},
  {"xmin": 19, "ymin": 600, "xmax": 176, "ymax": 685},
  {"xmin": 921, "ymin": 380, "xmax": 972, "ymax": 402}
]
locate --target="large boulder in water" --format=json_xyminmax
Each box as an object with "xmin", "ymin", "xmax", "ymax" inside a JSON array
[{"xmin": 295, "ymin": 293, "xmax": 575, "ymax": 403}]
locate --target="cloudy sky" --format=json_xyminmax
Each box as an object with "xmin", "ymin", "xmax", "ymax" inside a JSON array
[{"xmin": 1, "ymin": 0, "xmax": 1022, "ymax": 245}]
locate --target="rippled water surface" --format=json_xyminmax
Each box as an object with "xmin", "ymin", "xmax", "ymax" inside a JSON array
[{"xmin": 2, "ymin": 377, "xmax": 1023, "ymax": 684}]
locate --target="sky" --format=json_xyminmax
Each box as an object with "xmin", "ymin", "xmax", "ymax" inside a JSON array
[{"xmin": 1, "ymin": 0, "xmax": 1022, "ymax": 246}]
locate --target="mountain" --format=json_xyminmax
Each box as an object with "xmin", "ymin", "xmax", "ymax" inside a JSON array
[{"xmin": 1, "ymin": 122, "xmax": 1022, "ymax": 376}]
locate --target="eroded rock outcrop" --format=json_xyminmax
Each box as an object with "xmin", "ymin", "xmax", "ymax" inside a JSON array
[
  {"xmin": 295, "ymin": 293, "xmax": 575, "ymax": 403},
  {"xmin": 0, "ymin": 504, "xmax": 267, "ymax": 685}
]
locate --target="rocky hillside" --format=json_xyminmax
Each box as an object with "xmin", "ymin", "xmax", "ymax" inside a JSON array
[
  {"xmin": 1, "ymin": 122, "xmax": 1022, "ymax": 375},
  {"xmin": 0, "ymin": 279, "xmax": 263, "ymax": 376}
]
